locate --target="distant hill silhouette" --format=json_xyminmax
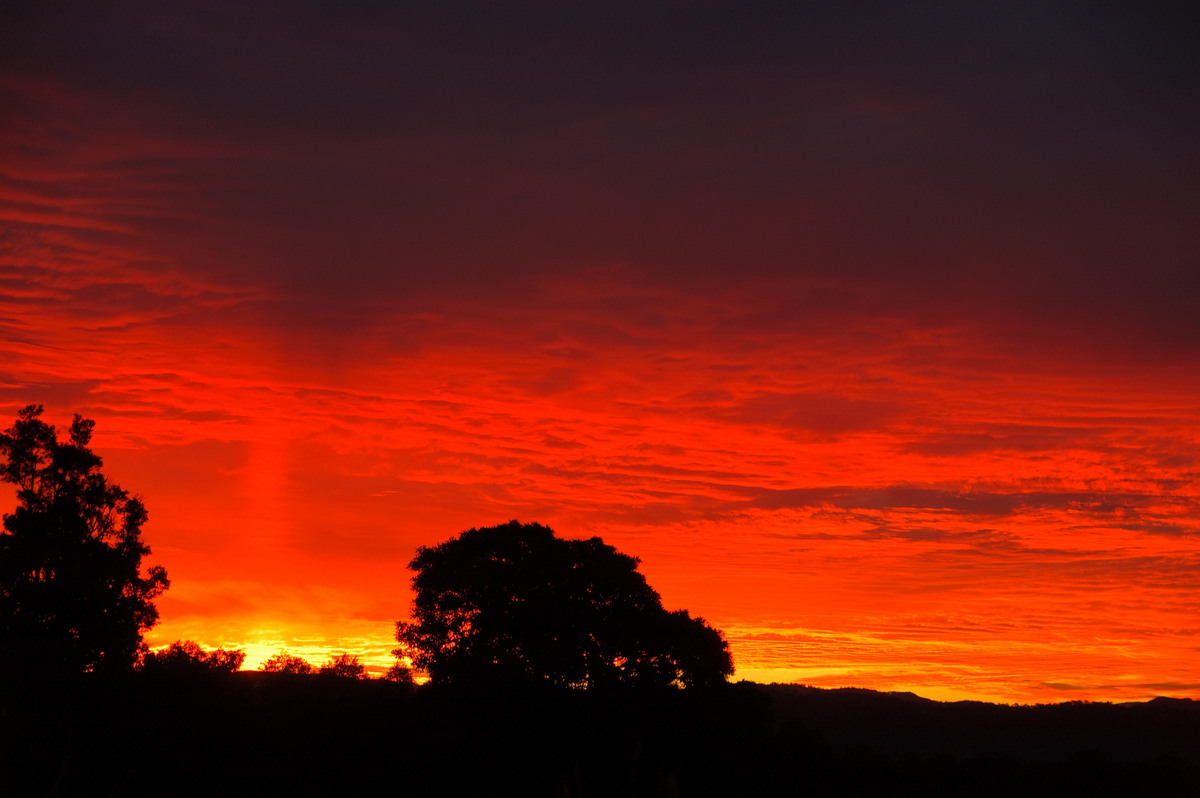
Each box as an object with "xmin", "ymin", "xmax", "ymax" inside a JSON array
[{"xmin": 762, "ymin": 684, "xmax": 1200, "ymax": 764}]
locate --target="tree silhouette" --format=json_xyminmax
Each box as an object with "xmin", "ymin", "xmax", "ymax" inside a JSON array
[
  {"xmin": 320, "ymin": 652, "xmax": 368, "ymax": 679},
  {"xmin": 141, "ymin": 640, "xmax": 246, "ymax": 674},
  {"xmin": 383, "ymin": 661, "xmax": 413, "ymax": 683},
  {"xmin": 261, "ymin": 651, "xmax": 314, "ymax": 675},
  {"xmin": 395, "ymin": 521, "xmax": 733, "ymax": 688},
  {"xmin": 0, "ymin": 405, "xmax": 169, "ymax": 677}
]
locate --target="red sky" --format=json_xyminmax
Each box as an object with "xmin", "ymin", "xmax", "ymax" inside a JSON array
[{"xmin": 2, "ymin": 2, "xmax": 1199, "ymax": 702}]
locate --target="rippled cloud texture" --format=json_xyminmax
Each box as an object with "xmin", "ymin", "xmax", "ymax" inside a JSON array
[{"xmin": 2, "ymin": 2, "xmax": 1198, "ymax": 701}]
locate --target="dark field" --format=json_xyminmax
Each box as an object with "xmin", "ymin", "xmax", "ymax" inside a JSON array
[{"xmin": 4, "ymin": 676, "xmax": 1198, "ymax": 797}]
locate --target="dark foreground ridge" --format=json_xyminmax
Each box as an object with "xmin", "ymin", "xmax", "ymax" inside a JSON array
[{"xmin": 4, "ymin": 675, "xmax": 1198, "ymax": 797}]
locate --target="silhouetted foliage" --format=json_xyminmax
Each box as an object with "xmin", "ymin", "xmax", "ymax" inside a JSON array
[
  {"xmin": 383, "ymin": 661, "xmax": 413, "ymax": 683},
  {"xmin": 320, "ymin": 652, "xmax": 368, "ymax": 679},
  {"xmin": 395, "ymin": 520, "xmax": 733, "ymax": 688},
  {"xmin": 141, "ymin": 640, "xmax": 245, "ymax": 675},
  {"xmin": 0, "ymin": 405, "xmax": 169, "ymax": 677},
  {"xmin": 261, "ymin": 650, "xmax": 314, "ymax": 675}
]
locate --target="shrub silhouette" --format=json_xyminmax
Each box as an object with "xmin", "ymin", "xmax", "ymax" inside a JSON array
[
  {"xmin": 395, "ymin": 520, "xmax": 733, "ymax": 688},
  {"xmin": 261, "ymin": 651, "xmax": 315, "ymax": 675},
  {"xmin": 141, "ymin": 640, "xmax": 245, "ymax": 675},
  {"xmin": 320, "ymin": 652, "xmax": 368, "ymax": 679},
  {"xmin": 0, "ymin": 405, "xmax": 168, "ymax": 676},
  {"xmin": 382, "ymin": 661, "xmax": 413, "ymax": 683}
]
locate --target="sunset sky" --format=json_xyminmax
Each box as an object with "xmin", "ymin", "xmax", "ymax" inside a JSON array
[{"xmin": 2, "ymin": 2, "xmax": 1198, "ymax": 703}]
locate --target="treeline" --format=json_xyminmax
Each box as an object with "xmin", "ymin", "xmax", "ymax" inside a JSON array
[
  {"xmin": 4, "ymin": 675, "xmax": 1199, "ymax": 797},
  {"xmin": 138, "ymin": 639, "xmax": 408, "ymax": 681},
  {"xmin": 0, "ymin": 407, "xmax": 730, "ymax": 691}
]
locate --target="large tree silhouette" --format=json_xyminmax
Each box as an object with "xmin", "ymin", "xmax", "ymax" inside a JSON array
[
  {"xmin": 0, "ymin": 405, "xmax": 169, "ymax": 676},
  {"xmin": 395, "ymin": 521, "xmax": 733, "ymax": 688}
]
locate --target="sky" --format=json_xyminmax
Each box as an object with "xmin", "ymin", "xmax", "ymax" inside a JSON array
[{"xmin": 2, "ymin": 1, "xmax": 1198, "ymax": 703}]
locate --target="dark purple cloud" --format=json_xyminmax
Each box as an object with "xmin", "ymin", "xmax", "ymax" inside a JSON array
[{"xmin": 4, "ymin": 1, "xmax": 1196, "ymax": 354}]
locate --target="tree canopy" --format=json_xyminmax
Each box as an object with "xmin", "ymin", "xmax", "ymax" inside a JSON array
[
  {"xmin": 261, "ymin": 651, "xmax": 315, "ymax": 675},
  {"xmin": 395, "ymin": 521, "xmax": 733, "ymax": 689},
  {"xmin": 319, "ymin": 653, "xmax": 368, "ymax": 680},
  {"xmin": 141, "ymin": 640, "xmax": 245, "ymax": 675},
  {"xmin": 0, "ymin": 405, "xmax": 169, "ymax": 676}
]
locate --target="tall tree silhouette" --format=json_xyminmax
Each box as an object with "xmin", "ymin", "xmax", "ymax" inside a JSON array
[
  {"xmin": 0, "ymin": 405, "xmax": 168, "ymax": 676},
  {"xmin": 395, "ymin": 521, "xmax": 733, "ymax": 688}
]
